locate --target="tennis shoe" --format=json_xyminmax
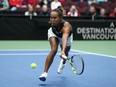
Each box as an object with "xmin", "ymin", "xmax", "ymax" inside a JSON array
[
  {"xmin": 39, "ymin": 72, "xmax": 48, "ymax": 82},
  {"xmin": 57, "ymin": 59, "xmax": 66, "ymax": 74}
]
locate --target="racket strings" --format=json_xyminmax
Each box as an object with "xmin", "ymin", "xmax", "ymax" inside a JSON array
[{"xmin": 72, "ymin": 55, "xmax": 84, "ymax": 75}]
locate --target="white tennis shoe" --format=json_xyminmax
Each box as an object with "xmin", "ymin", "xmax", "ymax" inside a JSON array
[
  {"xmin": 39, "ymin": 72, "xmax": 48, "ymax": 82},
  {"xmin": 57, "ymin": 59, "xmax": 66, "ymax": 74}
]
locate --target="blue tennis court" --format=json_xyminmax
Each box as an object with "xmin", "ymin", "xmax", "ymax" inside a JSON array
[{"xmin": 0, "ymin": 50, "xmax": 116, "ymax": 87}]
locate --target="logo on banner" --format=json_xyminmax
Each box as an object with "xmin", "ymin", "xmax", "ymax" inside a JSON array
[
  {"xmin": 77, "ymin": 22, "xmax": 116, "ymax": 40},
  {"xmin": 110, "ymin": 22, "xmax": 115, "ymax": 27}
]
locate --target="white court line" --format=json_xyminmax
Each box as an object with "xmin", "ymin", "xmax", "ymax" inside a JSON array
[
  {"xmin": 0, "ymin": 53, "xmax": 48, "ymax": 56},
  {"xmin": 0, "ymin": 50, "xmax": 84, "ymax": 56},
  {"xmin": 0, "ymin": 49, "xmax": 115, "ymax": 58},
  {"xmin": 71, "ymin": 49, "xmax": 116, "ymax": 58},
  {"xmin": 0, "ymin": 49, "xmax": 51, "ymax": 51}
]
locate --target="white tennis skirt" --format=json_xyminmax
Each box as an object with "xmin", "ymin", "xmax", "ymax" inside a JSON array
[{"xmin": 48, "ymin": 27, "xmax": 73, "ymax": 46}]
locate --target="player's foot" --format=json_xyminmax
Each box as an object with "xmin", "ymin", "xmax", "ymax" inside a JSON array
[
  {"xmin": 39, "ymin": 72, "xmax": 48, "ymax": 82},
  {"xmin": 57, "ymin": 59, "xmax": 66, "ymax": 74}
]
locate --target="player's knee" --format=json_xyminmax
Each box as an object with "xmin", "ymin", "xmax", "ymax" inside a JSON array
[{"xmin": 51, "ymin": 48, "xmax": 57, "ymax": 54}]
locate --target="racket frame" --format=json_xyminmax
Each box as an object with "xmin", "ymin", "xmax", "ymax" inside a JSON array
[{"xmin": 67, "ymin": 55, "xmax": 84, "ymax": 75}]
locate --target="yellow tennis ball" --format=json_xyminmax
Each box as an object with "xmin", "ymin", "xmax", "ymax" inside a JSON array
[{"xmin": 31, "ymin": 63, "xmax": 37, "ymax": 69}]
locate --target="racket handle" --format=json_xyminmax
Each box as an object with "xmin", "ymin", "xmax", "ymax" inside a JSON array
[
  {"xmin": 72, "ymin": 67, "xmax": 77, "ymax": 74},
  {"xmin": 61, "ymin": 55, "xmax": 68, "ymax": 59}
]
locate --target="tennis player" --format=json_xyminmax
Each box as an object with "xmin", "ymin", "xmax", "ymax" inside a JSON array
[{"xmin": 39, "ymin": 7, "xmax": 73, "ymax": 81}]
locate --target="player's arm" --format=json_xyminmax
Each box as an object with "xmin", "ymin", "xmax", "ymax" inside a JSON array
[{"xmin": 60, "ymin": 22, "xmax": 72, "ymax": 58}]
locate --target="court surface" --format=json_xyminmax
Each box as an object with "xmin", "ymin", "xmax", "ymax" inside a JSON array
[{"xmin": 0, "ymin": 49, "xmax": 116, "ymax": 87}]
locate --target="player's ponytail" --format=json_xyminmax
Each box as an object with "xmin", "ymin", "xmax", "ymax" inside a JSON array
[
  {"xmin": 57, "ymin": 6, "xmax": 63, "ymax": 14},
  {"xmin": 52, "ymin": 6, "xmax": 63, "ymax": 17}
]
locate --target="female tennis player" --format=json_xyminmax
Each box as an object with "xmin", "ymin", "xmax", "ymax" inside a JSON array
[{"xmin": 39, "ymin": 7, "xmax": 73, "ymax": 81}]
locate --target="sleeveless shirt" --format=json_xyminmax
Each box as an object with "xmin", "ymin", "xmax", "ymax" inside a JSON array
[{"xmin": 52, "ymin": 19, "xmax": 71, "ymax": 38}]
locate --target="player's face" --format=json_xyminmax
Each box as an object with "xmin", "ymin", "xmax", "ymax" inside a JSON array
[{"xmin": 50, "ymin": 11, "xmax": 62, "ymax": 26}]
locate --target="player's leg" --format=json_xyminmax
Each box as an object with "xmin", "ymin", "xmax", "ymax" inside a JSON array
[
  {"xmin": 44, "ymin": 37, "xmax": 58, "ymax": 72},
  {"xmin": 57, "ymin": 34, "xmax": 73, "ymax": 74},
  {"xmin": 39, "ymin": 37, "xmax": 58, "ymax": 81}
]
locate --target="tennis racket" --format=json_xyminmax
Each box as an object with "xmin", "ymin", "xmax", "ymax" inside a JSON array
[{"xmin": 62, "ymin": 55, "xmax": 84, "ymax": 75}]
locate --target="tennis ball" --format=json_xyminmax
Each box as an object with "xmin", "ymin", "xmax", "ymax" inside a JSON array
[{"xmin": 31, "ymin": 63, "xmax": 37, "ymax": 69}]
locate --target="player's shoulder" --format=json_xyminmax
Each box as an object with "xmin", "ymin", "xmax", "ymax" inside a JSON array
[
  {"xmin": 61, "ymin": 19, "xmax": 69, "ymax": 25},
  {"xmin": 63, "ymin": 21, "xmax": 71, "ymax": 27}
]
